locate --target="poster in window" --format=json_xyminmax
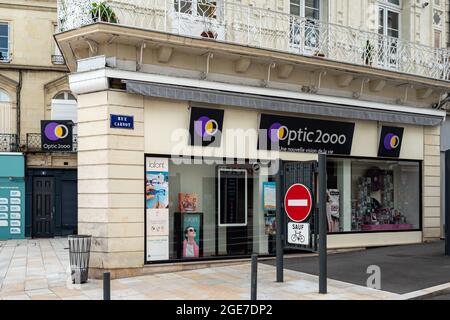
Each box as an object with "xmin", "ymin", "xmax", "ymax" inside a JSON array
[
  {"xmin": 145, "ymin": 157, "xmax": 170, "ymax": 262},
  {"xmin": 182, "ymin": 213, "xmax": 203, "ymax": 259},
  {"xmin": 262, "ymin": 182, "xmax": 276, "ymax": 211},
  {"xmin": 146, "ymin": 236, "xmax": 169, "ymax": 261},
  {"xmin": 178, "ymin": 193, "xmax": 198, "ymax": 212},
  {"xmin": 218, "ymin": 168, "xmax": 247, "ymax": 226},
  {"xmin": 146, "ymin": 209, "xmax": 169, "ymax": 237}
]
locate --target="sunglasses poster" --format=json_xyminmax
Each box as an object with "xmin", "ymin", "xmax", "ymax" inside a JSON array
[{"xmin": 182, "ymin": 213, "xmax": 203, "ymax": 259}]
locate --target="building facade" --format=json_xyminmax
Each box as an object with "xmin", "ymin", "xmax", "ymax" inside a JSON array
[
  {"xmin": 55, "ymin": 0, "xmax": 449, "ymax": 277},
  {"xmin": 0, "ymin": 0, "xmax": 77, "ymax": 239}
]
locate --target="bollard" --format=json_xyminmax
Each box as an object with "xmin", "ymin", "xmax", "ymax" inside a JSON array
[
  {"xmin": 103, "ymin": 272, "xmax": 111, "ymax": 300},
  {"xmin": 318, "ymin": 153, "xmax": 328, "ymax": 294},
  {"xmin": 251, "ymin": 254, "xmax": 258, "ymax": 300}
]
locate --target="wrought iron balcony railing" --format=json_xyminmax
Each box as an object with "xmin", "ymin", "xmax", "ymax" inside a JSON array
[
  {"xmin": 58, "ymin": 0, "xmax": 450, "ymax": 81},
  {"xmin": 52, "ymin": 55, "xmax": 65, "ymax": 65},
  {"xmin": 0, "ymin": 134, "xmax": 18, "ymax": 152},
  {"xmin": 25, "ymin": 133, "xmax": 78, "ymax": 153}
]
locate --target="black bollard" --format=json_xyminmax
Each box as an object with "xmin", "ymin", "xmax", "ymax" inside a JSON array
[
  {"xmin": 251, "ymin": 254, "xmax": 258, "ymax": 300},
  {"xmin": 103, "ymin": 272, "xmax": 111, "ymax": 300}
]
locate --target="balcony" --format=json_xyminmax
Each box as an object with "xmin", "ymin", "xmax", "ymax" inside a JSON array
[
  {"xmin": 57, "ymin": 0, "xmax": 450, "ymax": 82},
  {"xmin": 0, "ymin": 134, "xmax": 18, "ymax": 152},
  {"xmin": 25, "ymin": 133, "xmax": 78, "ymax": 153},
  {"xmin": 52, "ymin": 55, "xmax": 65, "ymax": 65}
]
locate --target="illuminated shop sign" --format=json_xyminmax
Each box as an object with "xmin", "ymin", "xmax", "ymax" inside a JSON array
[
  {"xmin": 189, "ymin": 107, "xmax": 224, "ymax": 147},
  {"xmin": 378, "ymin": 126, "xmax": 404, "ymax": 158},
  {"xmin": 258, "ymin": 114, "xmax": 355, "ymax": 155},
  {"xmin": 41, "ymin": 120, "xmax": 73, "ymax": 152}
]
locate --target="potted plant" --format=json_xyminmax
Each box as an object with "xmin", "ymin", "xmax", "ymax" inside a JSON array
[
  {"xmin": 90, "ymin": 2, "xmax": 118, "ymax": 23},
  {"xmin": 363, "ymin": 40, "xmax": 374, "ymax": 66}
]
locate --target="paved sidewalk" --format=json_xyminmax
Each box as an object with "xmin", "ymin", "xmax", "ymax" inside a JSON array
[{"xmin": 0, "ymin": 238, "xmax": 413, "ymax": 300}]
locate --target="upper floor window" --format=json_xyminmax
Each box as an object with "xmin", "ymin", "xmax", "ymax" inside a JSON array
[
  {"xmin": 0, "ymin": 89, "xmax": 10, "ymax": 103},
  {"xmin": 378, "ymin": 0, "xmax": 401, "ymax": 39},
  {"xmin": 0, "ymin": 22, "xmax": 9, "ymax": 62},
  {"xmin": 290, "ymin": 0, "xmax": 321, "ymax": 20},
  {"xmin": 174, "ymin": 0, "xmax": 219, "ymax": 18}
]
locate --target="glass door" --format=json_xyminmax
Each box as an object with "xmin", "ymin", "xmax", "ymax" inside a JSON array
[
  {"xmin": 290, "ymin": 0, "xmax": 321, "ymax": 55},
  {"xmin": 378, "ymin": 4, "xmax": 400, "ymax": 69}
]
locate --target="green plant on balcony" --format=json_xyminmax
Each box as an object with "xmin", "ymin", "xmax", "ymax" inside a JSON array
[
  {"xmin": 363, "ymin": 40, "xmax": 374, "ymax": 66},
  {"xmin": 90, "ymin": 2, "xmax": 118, "ymax": 23}
]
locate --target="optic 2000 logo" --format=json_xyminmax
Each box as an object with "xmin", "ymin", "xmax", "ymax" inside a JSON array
[{"xmin": 44, "ymin": 122, "xmax": 70, "ymax": 141}]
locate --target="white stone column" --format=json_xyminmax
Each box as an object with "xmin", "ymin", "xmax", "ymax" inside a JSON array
[
  {"xmin": 423, "ymin": 125, "xmax": 441, "ymax": 240},
  {"xmin": 77, "ymin": 90, "xmax": 145, "ymax": 278}
]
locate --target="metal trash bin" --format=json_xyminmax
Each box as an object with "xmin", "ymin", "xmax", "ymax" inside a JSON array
[{"xmin": 68, "ymin": 235, "xmax": 92, "ymax": 284}]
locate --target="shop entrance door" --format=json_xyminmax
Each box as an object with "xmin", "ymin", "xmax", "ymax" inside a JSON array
[{"xmin": 32, "ymin": 177, "xmax": 55, "ymax": 238}]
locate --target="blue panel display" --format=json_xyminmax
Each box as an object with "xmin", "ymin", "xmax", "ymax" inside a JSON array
[{"xmin": 0, "ymin": 154, "xmax": 25, "ymax": 240}]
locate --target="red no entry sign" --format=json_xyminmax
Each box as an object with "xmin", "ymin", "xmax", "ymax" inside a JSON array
[{"xmin": 284, "ymin": 184, "xmax": 313, "ymax": 222}]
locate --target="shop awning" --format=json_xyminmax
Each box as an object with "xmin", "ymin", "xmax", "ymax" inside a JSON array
[{"xmin": 125, "ymin": 80, "xmax": 445, "ymax": 126}]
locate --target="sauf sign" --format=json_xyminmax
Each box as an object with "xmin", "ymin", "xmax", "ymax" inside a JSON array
[
  {"xmin": 41, "ymin": 120, "xmax": 73, "ymax": 152},
  {"xmin": 259, "ymin": 114, "xmax": 355, "ymax": 155}
]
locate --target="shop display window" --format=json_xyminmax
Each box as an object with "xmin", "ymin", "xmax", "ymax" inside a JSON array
[
  {"xmin": 145, "ymin": 157, "xmax": 276, "ymax": 263},
  {"xmin": 326, "ymin": 158, "xmax": 421, "ymax": 233}
]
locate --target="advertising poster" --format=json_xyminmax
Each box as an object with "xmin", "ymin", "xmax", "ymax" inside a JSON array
[
  {"xmin": 146, "ymin": 157, "xmax": 170, "ymax": 262},
  {"xmin": 181, "ymin": 213, "xmax": 203, "ymax": 259},
  {"xmin": 146, "ymin": 236, "xmax": 169, "ymax": 261},
  {"xmin": 263, "ymin": 182, "xmax": 276, "ymax": 211},
  {"xmin": 146, "ymin": 209, "xmax": 169, "ymax": 237}
]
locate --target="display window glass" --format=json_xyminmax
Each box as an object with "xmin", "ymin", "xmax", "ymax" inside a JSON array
[
  {"xmin": 326, "ymin": 157, "xmax": 421, "ymax": 233},
  {"xmin": 145, "ymin": 156, "xmax": 277, "ymax": 263}
]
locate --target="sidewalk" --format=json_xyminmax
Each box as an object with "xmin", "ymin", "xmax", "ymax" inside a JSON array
[{"xmin": 0, "ymin": 238, "xmax": 431, "ymax": 300}]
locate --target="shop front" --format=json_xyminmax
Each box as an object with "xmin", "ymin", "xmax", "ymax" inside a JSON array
[{"xmin": 139, "ymin": 88, "xmax": 433, "ymax": 264}]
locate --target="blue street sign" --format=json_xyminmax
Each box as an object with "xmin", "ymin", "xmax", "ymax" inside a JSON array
[{"xmin": 110, "ymin": 114, "xmax": 134, "ymax": 129}]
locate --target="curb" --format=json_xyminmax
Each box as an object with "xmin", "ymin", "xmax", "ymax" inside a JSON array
[{"xmin": 401, "ymin": 282, "xmax": 450, "ymax": 300}]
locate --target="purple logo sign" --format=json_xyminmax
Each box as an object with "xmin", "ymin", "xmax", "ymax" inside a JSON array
[
  {"xmin": 383, "ymin": 133, "xmax": 400, "ymax": 151},
  {"xmin": 194, "ymin": 116, "xmax": 219, "ymax": 138},
  {"xmin": 44, "ymin": 122, "xmax": 69, "ymax": 141}
]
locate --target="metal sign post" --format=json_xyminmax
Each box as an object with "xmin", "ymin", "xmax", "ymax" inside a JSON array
[
  {"xmin": 318, "ymin": 153, "xmax": 328, "ymax": 293},
  {"xmin": 445, "ymin": 150, "xmax": 450, "ymax": 256},
  {"xmin": 276, "ymin": 158, "xmax": 284, "ymax": 282}
]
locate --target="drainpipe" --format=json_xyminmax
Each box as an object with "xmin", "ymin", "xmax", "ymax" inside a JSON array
[{"xmin": 16, "ymin": 70, "xmax": 22, "ymax": 150}]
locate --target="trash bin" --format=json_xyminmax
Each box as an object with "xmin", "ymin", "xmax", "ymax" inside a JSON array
[{"xmin": 68, "ymin": 235, "xmax": 92, "ymax": 284}]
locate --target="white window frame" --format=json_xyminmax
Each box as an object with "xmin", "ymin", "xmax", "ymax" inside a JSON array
[
  {"xmin": 174, "ymin": 0, "xmax": 221, "ymax": 18},
  {"xmin": 378, "ymin": 0, "xmax": 401, "ymax": 39},
  {"xmin": 0, "ymin": 88, "xmax": 10, "ymax": 103},
  {"xmin": 0, "ymin": 21, "xmax": 11, "ymax": 63},
  {"xmin": 290, "ymin": 0, "xmax": 323, "ymax": 21}
]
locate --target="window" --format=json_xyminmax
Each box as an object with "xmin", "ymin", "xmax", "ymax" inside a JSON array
[
  {"xmin": 378, "ymin": 1, "xmax": 401, "ymax": 68},
  {"xmin": 0, "ymin": 22, "xmax": 9, "ymax": 62},
  {"xmin": 51, "ymin": 92, "xmax": 77, "ymax": 132},
  {"xmin": 0, "ymin": 89, "xmax": 10, "ymax": 102},
  {"xmin": 326, "ymin": 157, "xmax": 420, "ymax": 233},
  {"xmin": 174, "ymin": 0, "xmax": 219, "ymax": 18},
  {"xmin": 434, "ymin": 30, "xmax": 441, "ymax": 48},
  {"xmin": 0, "ymin": 89, "xmax": 12, "ymax": 135},
  {"xmin": 290, "ymin": 0, "xmax": 322, "ymax": 50},
  {"xmin": 52, "ymin": 24, "xmax": 64, "ymax": 65},
  {"xmin": 145, "ymin": 156, "xmax": 275, "ymax": 263}
]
